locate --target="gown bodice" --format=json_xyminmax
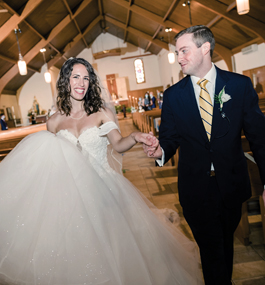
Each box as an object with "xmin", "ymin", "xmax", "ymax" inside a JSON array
[{"xmin": 57, "ymin": 121, "xmax": 120, "ymax": 174}]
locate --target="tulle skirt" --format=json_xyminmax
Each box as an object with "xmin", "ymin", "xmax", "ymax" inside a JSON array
[{"xmin": 0, "ymin": 131, "xmax": 203, "ymax": 284}]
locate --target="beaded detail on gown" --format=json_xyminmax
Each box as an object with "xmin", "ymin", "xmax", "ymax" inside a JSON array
[{"xmin": 0, "ymin": 122, "xmax": 203, "ymax": 285}]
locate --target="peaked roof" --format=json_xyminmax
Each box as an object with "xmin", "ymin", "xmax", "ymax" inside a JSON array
[{"xmin": 0, "ymin": 0, "xmax": 264, "ymax": 95}]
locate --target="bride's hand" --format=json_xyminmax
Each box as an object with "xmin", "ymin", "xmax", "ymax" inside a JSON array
[{"xmin": 133, "ymin": 131, "xmax": 158, "ymax": 147}]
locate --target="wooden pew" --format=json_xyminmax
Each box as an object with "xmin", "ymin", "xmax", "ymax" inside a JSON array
[
  {"xmin": 235, "ymin": 153, "xmax": 265, "ymax": 245},
  {"xmin": 236, "ymin": 130, "xmax": 265, "ymax": 245},
  {"xmin": 0, "ymin": 148, "xmax": 13, "ymax": 161}
]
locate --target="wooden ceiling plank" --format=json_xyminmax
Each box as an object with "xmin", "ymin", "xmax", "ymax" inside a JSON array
[
  {"xmin": 232, "ymin": 37, "xmax": 263, "ymax": 54},
  {"xmin": 98, "ymin": 0, "xmax": 103, "ymax": 16},
  {"xmin": 2, "ymin": 89, "xmax": 16, "ymax": 95},
  {"xmin": 163, "ymin": 0, "xmax": 181, "ymax": 21},
  {"xmin": 109, "ymin": 0, "xmax": 185, "ymax": 33},
  {"xmin": 124, "ymin": 9, "xmax": 131, "ymax": 42},
  {"xmin": 145, "ymin": 25, "xmax": 161, "ymax": 52},
  {"xmin": 1, "ymin": 0, "xmax": 19, "ymax": 15},
  {"xmin": 105, "ymin": 15, "xmax": 168, "ymax": 50},
  {"xmin": 195, "ymin": 0, "xmax": 265, "ymax": 41},
  {"xmin": 47, "ymin": 15, "xmax": 102, "ymax": 69},
  {"xmin": 0, "ymin": 0, "xmax": 44, "ymax": 44},
  {"xmin": 146, "ymin": 0, "xmax": 180, "ymax": 53},
  {"xmin": 82, "ymin": 15, "xmax": 102, "ymax": 36},
  {"xmin": 226, "ymin": 1, "xmax": 236, "ymax": 12},
  {"xmin": 207, "ymin": 15, "xmax": 222, "ymax": 28},
  {"xmin": 74, "ymin": 0, "xmax": 94, "ymax": 17},
  {"xmin": 62, "ymin": 0, "xmax": 89, "ymax": 48}
]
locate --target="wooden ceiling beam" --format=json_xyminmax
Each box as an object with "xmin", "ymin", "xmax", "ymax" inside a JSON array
[
  {"xmin": 47, "ymin": 15, "xmax": 102, "ymax": 69},
  {"xmin": 195, "ymin": 0, "xmax": 265, "ymax": 41},
  {"xmin": 0, "ymin": 54, "xmax": 40, "ymax": 73},
  {"xmin": 0, "ymin": 0, "xmax": 44, "ymax": 44},
  {"xmin": 145, "ymin": 25, "xmax": 161, "ymax": 52},
  {"xmin": 62, "ymin": 0, "xmax": 89, "ymax": 48},
  {"xmin": 124, "ymin": 0, "xmax": 133, "ymax": 43},
  {"xmin": 146, "ymin": 0, "xmax": 181, "ymax": 52},
  {"xmin": 163, "ymin": 0, "xmax": 181, "ymax": 21},
  {"xmin": 109, "ymin": 0, "xmax": 185, "ymax": 34},
  {"xmin": 74, "ymin": 0, "xmax": 94, "ymax": 16},
  {"xmin": 105, "ymin": 15, "xmax": 169, "ymax": 50}
]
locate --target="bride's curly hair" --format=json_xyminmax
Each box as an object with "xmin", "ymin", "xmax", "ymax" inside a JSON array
[{"xmin": 56, "ymin": 57, "xmax": 104, "ymax": 116}]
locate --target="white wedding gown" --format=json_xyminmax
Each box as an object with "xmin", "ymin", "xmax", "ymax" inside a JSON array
[{"xmin": 0, "ymin": 121, "xmax": 203, "ymax": 285}]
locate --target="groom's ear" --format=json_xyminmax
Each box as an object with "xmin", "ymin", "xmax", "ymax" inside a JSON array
[{"xmin": 202, "ymin": 42, "xmax": 211, "ymax": 56}]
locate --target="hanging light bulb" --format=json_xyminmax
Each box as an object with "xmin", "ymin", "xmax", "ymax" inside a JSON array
[
  {"xmin": 44, "ymin": 70, "xmax": 51, "ymax": 83},
  {"xmin": 40, "ymin": 48, "xmax": 51, "ymax": 83},
  {"xmin": 165, "ymin": 28, "xmax": 175, "ymax": 64},
  {"xmin": 236, "ymin": 0, "xmax": 250, "ymax": 15},
  {"xmin": 168, "ymin": 51, "xmax": 175, "ymax": 64},
  {"xmin": 14, "ymin": 29, "xmax": 27, "ymax": 76}
]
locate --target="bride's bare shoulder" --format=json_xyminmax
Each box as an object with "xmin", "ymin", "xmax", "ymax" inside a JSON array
[
  {"xmin": 46, "ymin": 111, "xmax": 64, "ymax": 133},
  {"xmin": 99, "ymin": 107, "xmax": 116, "ymax": 122}
]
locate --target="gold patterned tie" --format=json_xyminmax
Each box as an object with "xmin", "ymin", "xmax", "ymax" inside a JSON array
[{"xmin": 197, "ymin": 78, "xmax": 213, "ymax": 140}]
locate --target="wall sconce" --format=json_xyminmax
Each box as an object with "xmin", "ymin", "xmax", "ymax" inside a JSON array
[
  {"xmin": 40, "ymin": 48, "xmax": 51, "ymax": 83},
  {"xmin": 14, "ymin": 28, "xmax": 27, "ymax": 76},
  {"xmin": 236, "ymin": 0, "xmax": 250, "ymax": 15},
  {"xmin": 165, "ymin": 28, "xmax": 175, "ymax": 64}
]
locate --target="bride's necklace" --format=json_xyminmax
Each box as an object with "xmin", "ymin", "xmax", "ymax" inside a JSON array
[{"xmin": 69, "ymin": 112, "xmax": 86, "ymax": 120}]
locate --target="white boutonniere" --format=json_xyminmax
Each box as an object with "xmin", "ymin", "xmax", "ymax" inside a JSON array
[{"xmin": 214, "ymin": 86, "xmax": 231, "ymax": 111}]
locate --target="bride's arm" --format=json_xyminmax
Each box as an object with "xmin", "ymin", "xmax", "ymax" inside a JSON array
[{"xmin": 102, "ymin": 108, "xmax": 158, "ymax": 153}]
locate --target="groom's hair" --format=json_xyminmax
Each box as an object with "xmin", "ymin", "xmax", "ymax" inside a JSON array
[{"xmin": 175, "ymin": 25, "xmax": 215, "ymax": 57}]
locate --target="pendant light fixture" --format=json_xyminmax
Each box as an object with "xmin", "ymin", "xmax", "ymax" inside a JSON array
[
  {"xmin": 14, "ymin": 28, "xmax": 27, "ymax": 76},
  {"xmin": 236, "ymin": 0, "xmax": 250, "ymax": 15},
  {"xmin": 40, "ymin": 48, "xmax": 51, "ymax": 83},
  {"xmin": 165, "ymin": 28, "xmax": 175, "ymax": 64}
]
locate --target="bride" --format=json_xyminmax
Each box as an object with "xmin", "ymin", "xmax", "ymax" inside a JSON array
[{"xmin": 0, "ymin": 58, "xmax": 203, "ymax": 285}]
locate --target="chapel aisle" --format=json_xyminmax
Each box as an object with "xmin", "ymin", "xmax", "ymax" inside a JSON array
[{"xmin": 119, "ymin": 118, "xmax": 265, "ymax": 285}]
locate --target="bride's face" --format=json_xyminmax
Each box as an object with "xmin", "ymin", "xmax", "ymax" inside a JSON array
[{"xmin": 69, "ymin": 63, "xmax": 89, "ymax": 101}]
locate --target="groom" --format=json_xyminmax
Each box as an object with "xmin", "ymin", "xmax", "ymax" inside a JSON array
[{"xmin": 144, "ymin": 25, "xmax": 265, "ymax": 284}]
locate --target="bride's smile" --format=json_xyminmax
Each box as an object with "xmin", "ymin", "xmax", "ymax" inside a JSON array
[{"xmin": 70, "ymin": 63, "xmax": 89, "ymax": 101}]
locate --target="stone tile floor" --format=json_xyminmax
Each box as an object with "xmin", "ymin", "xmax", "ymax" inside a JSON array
[{"xmin": 119, "ymin": 118, "xmax": 265, "ymax": 285}]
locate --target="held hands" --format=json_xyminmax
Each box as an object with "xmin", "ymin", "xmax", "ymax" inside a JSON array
[
  {"xmin": 133, "ymin": 131, "xmax": 158, "ymax": 148},
  {"xmin": 140, "ymin": 132, "xmax": 163, "ymax": 158}
]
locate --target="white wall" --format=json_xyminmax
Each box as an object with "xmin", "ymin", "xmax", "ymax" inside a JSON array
[
  {"xmin": 234, "ymin": 43, "xmax": 265, "ymax": 74},
  {"xmin": 78, "ymin": 33, "xmax": 162, "ymax": 91}
]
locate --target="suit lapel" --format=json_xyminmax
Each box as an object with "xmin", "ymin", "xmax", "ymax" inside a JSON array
[
  {"xmin": 179, "ymin": 76, "xmax": 209, "ymax": 142},
  {"xmin": 211, "ymin": 67, "xmax": 230, "ymax": 140}
]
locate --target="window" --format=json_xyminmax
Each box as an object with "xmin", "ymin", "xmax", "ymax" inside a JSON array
[{"xmin": 134, "ymin": 58, "xmax": 145, "ymax": 84}]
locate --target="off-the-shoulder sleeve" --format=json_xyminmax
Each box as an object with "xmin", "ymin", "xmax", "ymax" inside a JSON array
[{"xmin": 98, "ymin": 121, "xmax": 120, "ymax": 136}]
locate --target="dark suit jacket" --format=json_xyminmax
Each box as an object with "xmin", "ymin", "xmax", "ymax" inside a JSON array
[{"xmin": 159, "ymin": 66, "xmax": 265, "ymax": 210}]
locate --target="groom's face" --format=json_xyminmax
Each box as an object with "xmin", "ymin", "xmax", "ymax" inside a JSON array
[{"xmin": 175, "ymin": 33, "xmax": 204, "ymax": 77}]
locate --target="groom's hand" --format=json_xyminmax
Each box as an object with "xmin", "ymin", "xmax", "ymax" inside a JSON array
[{"xmin": 142, "ymin": 132, "xmax": 163, "ymax": 158}]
